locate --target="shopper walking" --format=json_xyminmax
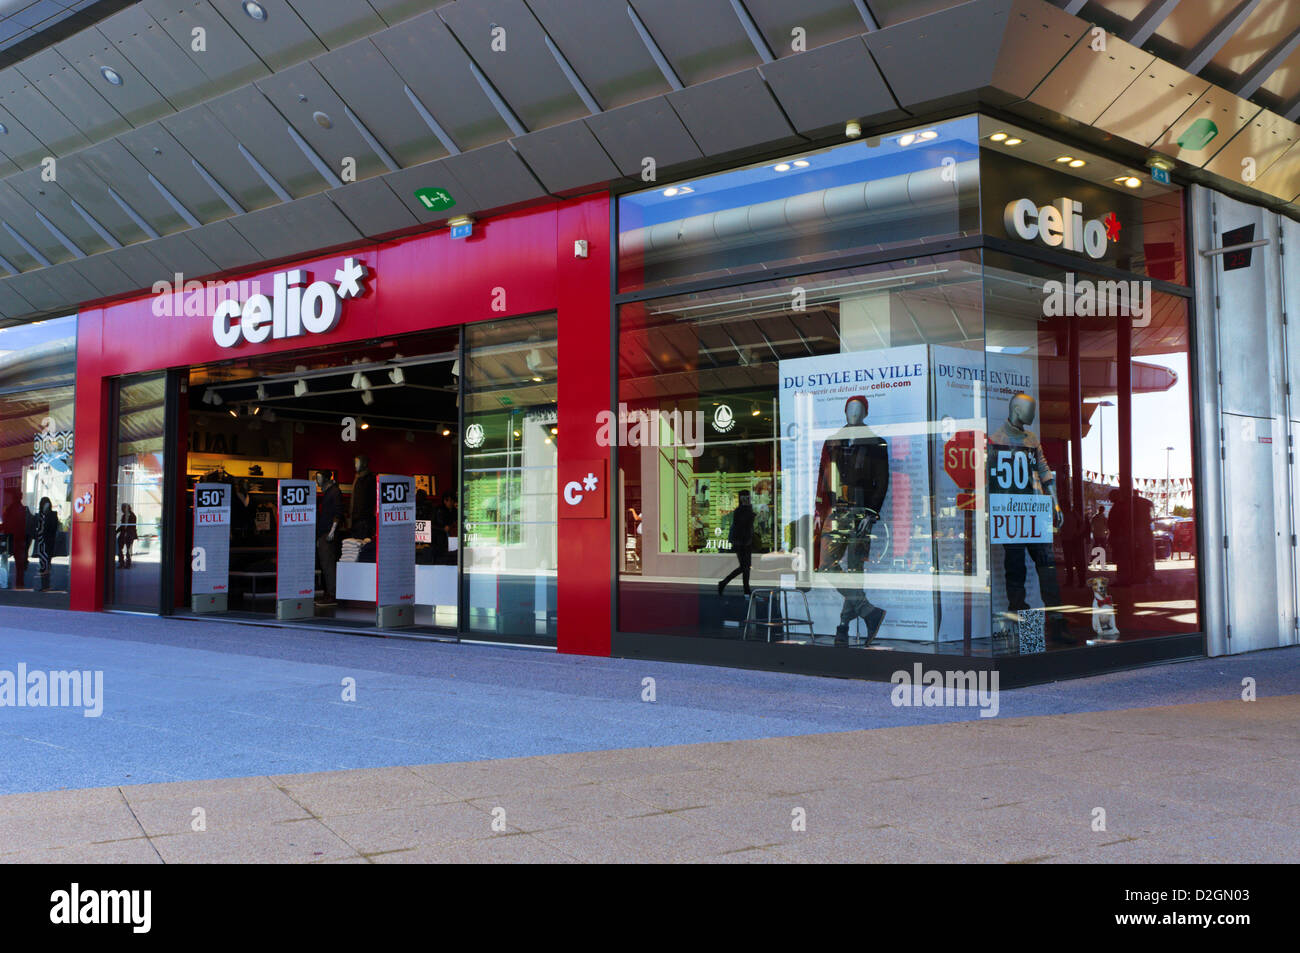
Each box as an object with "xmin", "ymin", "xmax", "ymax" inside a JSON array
[
  {"xmin": 115, "ymin": 503, "xmax": 137, "ymax": 568},
  {"xmin": 717, "ymin": 490, "xmax": 755, "ymax": 597}
]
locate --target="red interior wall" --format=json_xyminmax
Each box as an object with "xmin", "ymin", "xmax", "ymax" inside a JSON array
[{"xmin": 290, "ymin": 422, "xmax": 455, "ymax": 498}]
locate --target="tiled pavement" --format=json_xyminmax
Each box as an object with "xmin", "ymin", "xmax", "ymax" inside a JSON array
[{"xmin": 2, "ymin": 696, "xmax": 1296, "ymax": 863}]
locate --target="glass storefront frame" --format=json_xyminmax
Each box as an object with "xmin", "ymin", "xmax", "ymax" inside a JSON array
[{"xmin": 610, "ymin": 112, "xmax": 1207, "ymax": 683}]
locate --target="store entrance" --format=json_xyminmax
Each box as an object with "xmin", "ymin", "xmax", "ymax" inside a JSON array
[{"xmin": 182, "ymin": 328, "xmax": 461, "ymax": 630}]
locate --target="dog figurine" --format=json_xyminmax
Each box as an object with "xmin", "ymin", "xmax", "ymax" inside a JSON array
[{"xmin": 1088, "ymin": 576, "xmax": 1120, "ymax": 641}]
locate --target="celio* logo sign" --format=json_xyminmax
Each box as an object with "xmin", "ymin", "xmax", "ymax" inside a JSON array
[
  {"xmin": 211, "ymin": 257, "xmax": 370, "ymax": 348},
  {"xmin": 1003, "ymin": 198, "xmax": 1120, "ymax": 260}
]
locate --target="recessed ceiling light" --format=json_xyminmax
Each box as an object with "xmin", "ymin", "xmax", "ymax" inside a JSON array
[
  {"xmin": 312, "ymin": 111, "xmax": 332, "ymax": 129},
  {"xmin": 773, "ymin": 163, "xmax": 791, "ymax": 172},
  {"xmin": 989, "ymin": 132, "xmax": 1008, "ymax": 142},
  {"xmin": 918, "ymin": 130, "xmax": 938, "ymax": 140},
  {"xmin": 1116, "ymin": 175, "xmax": 1142, "ymax": 188},
  {"xmin": 1068, "ymin": 159, "xmax": 1086, "ymax": 168},
  {"xmin": 1055, "ymin": 156, "xmax": 1073, "ymax": 163},
  {"xmin": 100, "ymin": 66, "xmax": 122, "ymax": 86},
  {"xmin": 442, "ymin": 428, "xmax": 451, "ymax": 436},
  {"xmin": 792, "ymin": 159, "xmax": 810, "ymax": 167},
  {"xmin": 661, "ymin": 185, "xmax": 693, "ymax": 197},
  {"xmin": 242, "ymin": 0, "xmax": 267, "ymax": 21},
  {"xmin": 897, "ymin": 133, "xmax": 916, "ymax": 147},
  {"xmin": 0, "ymin": 123, "xmax": 9, "ymax": 135},
  {"xmin": 1003, "ymin": 137, "xmax": 1023, "ymax": 146}
]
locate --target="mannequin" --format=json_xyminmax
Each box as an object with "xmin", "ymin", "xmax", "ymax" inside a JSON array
[
  {"xmin": 814, "ymin": 395, "xmax": 889, "ymax": 645},
  {"xmin": 989, "ymin": 393, "xmax": 1068, "ymax": 639}
]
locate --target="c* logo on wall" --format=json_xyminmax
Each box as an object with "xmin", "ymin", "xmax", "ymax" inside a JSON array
[
  {"xmin": 464, "ymin": 423, "xmax": 485, "ymax": 448},
  {"xmin": 712, "ymin": 404, "xmax": 735, "ymax": 433}
]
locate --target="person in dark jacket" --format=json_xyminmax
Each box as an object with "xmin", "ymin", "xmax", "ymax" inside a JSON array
[
  {"xmin": 431, "ymin": 491, "xmax": 455, "ymax": 564},
  {"xmin": 717, "ymin": 490, "xmax": 755, "ymax": 596},
  {"xmin": 32, "ymin": 496, "xmax": 57, "ymax": 591},
  {"xmin": 348, "ymin": 455, "xmax": 377, "ymax": 540},
  {"xmin": 315, "ymin": 470, "xmax": 342, "ymax": 604},
  {"xmin": 2, "ymin": 495, "xmax": 28, "ymax": 589},
  {"xmin": 116, "ymin": 504, "xmax": 138, "ymax": 568}
]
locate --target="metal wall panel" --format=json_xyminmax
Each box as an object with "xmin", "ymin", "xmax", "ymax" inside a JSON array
[
  {"xmin": 160, "ymin": 103, "xmax": 282, "ymax": 211},
  {"xmin": 4, "ymin": 168, "xmax": 110, "ymax": 256},
  {"xmin": 525, "ymin": 0, "xmax": 669, "ymax": 109},
  {"xmin": 666, "ymin": 69, "xmax": 801, "ymax": 157},
  {"xmin": 512, "ymin": 119, "xmax": 620, "ymax": 196},
  {"xmin": 285, "ymin": 0, "xmax": 386, "ymax": 50},
  {"xmin": 439, "ymin": 0, "xmax": 590, "ymax": 132},
  {"xmin": 1150, "ymin": 86, "xmax": 1260, "ymax": 166},
  {"xmin": 1215, "ymin": 196, "xmax": 1284, "ymax": 419},
  {"xmin": 584, "ymin": 97, "xmax": 702, "ymax": 178},
  {"xmin": 207, "ymin": 0, "xmax": 324, "ymax": 71},
  {"xmin": 183, "ymin": 218, "xmax": 264, "ymax": 271},
  {"xmin": 142, "ymin": 0, "xmax": 268, "ymax": 89},
  {"xmin": 441, "ymin": 141, "xmax": 547, "ymax": 210},
  {"xmin": 742, "ymin": 0, "xmax": 867, "ymax": 57},
  {"xmin": 15, "ymin": 48, "xmax": 129, "ymax": 143},
  {"xmin": 370, "ymin": 10, "xmax": 512, "ymax": 152},
  {"xmin": 97, "ymin": 4, "xmax": 215, "ymax": 111},
  {"xmin": 0, "ymin": 72, "xmax": 88, "ymax": 156},
  {"xmin": 325, "ymin": 175, "xmax": 419, "ymax": 236},
  {"xmin": 202, "ymin": 85, "xmax": 330, "ymax": 199},
  {"xmin": 117, "ymin": 122, "xmax": 235, "ymax": 224},
  {"xmin": 628, "ymin": 0, "xmax": 762, "ymax": 86},
  {"xmin": 761, "ymin": 35, "xmax": 907, "ymax": 139},
  {"xmin": 227, "ymin": 192, "xmax": 362, "ymax": 261},
  {"xmin": 1024, "ymin": 33, "xmax": 1153, "ymax": 126},
  {"xmin": 0, "ymin": 101, "xmax": 50, "ymax": 169},
  {"xmin": 1092, "ymin": 57, "xmax": 1209, "ymax": 149},
  {"xmin": 54, "ymin": 27, "xmax": 173, "ymax": 128}
]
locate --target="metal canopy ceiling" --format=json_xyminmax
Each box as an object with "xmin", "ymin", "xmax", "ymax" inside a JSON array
[{"xmin": 0, "ymin": 0, "xmax": 1293, "ymax": 327}]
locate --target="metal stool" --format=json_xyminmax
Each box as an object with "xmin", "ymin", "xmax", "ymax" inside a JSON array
[{"xmin": 743, "ymin": 588, "xmax": 815, "ymax": 643}]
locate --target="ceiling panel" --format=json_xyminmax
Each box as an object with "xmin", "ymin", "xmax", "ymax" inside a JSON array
[
  {"xmin": 584, "ymin": 96, "xmax": 702, "ymax": 177},
  {"xmin": 370, "ymin": 10, "xmax": 512, "ymax": 153},
  {"xmin": 182, "ymin": 217, "xmax": 264, "ymax": 270},
  {"xmin": 743, "ymin": 0, "xmax": 867, "ymax": 58},
  {"xmin": 255, "ymin": 62, "xmax": 390, "ymax": 185},
  {"xmin": 160, "ymin": 102, "xmax": 282, "ymax": 211},
  {"xmin": 207, "ymin": 0, "xmax": 324, "ymax": 71},
  {"xmin": 1150, "ymin": 84, "xmax": 1261, "ymax": 164},
  {"xmin": 312, "ymin": 38, "xmax": 444, "ymax": 169},
  {"xmin": 285, "ymin": 0, "xmax": 386, "ymax": 49},
  {"xmin": 16, "ymin": 47, "xmax": 129, "ymax": 143},
  {"xmin": 525, "ymin": 0, "xmax": 669, "ymax": 110},
  {"xmin": 667, "ymin": 69, "xmax": 801, "ymax": 157},
  {"xmin": 1152, "ymin": 0, "xmax": 1236, "ymax": 50},
  {"xmin": 142, "ymin": 0, "xmax": 269, "ymax": 89},
  {"xmin": 75, "ymin": 137, "xmax": 192, "ymax": 234},
  {"xmin": 103, "ymin": 242, "xmax": 172, "ymax": 288},
  {"xmin": 1253, "ymin": 140, "xmax": 1300, "ymax": 200},
  {"xmin": 0, "ymin": 67, "xmax": 88, "ymax": 156},
  {"xmin": 4, "ymin": 166, "xmax": 114, "ymax": 256},
  {"xmin": 55, "ymin": 151, "xmax": 161, "ymax": 245},
  {"xmin": 0, "ymin": 101, "xmax": 49, "ymax": 168},
  {"xmin": 1093, "ymin": 56, "xmax": 1210, "ymax": 148},
  {"xmin": 116, "ymin": 122, "xmax": 236, "ymax": 224},
  {"xmin": 202, "ymin": 84, "xmax": 331, "ymax": 199},
  {"xmin": 1205, "ymin": 0, "xmax": 1293, "ymax": 76},
  {"xmin": 325, "ymin": 175, "xmax": 419, "ymax": 237},
  {"xmin": 0, "ymin": 278, "xmax": 35, "ymax": 318},
  {"xmin": 1202, "ymin": 107, "xmax": 1299, "ymax": 181},
  {"xmin": 0, "ymin": 216, "xmax": 43, "ymax": 271},
  {"xmin": 145, "ymin": 230, "xmax": 219, "ymax": 279},
  {"xmin": 1027, "ymin": 33, "xmax": 1154, "ymax": 126},
  {"xmin": 227, "ymin": 192, "xmax": 362, "ymax": 261},
  {"xmin": 1260, "ymin": 43, "xmax": 1300, "ymax": 101},
  {"xmin": 512, "ymin": 118, "xmax": 620, "ymax": 195},
  {"xmin": 441, "ymin": 141, "xmax": 547, "ymax": 211},
  {"xmin": 0, "ymin": 182, "xmax": 80, "ymax": 264},
  {"xmin": 97, "ymin": 3, "xmax": 214, "ymax": 111},
  {"xmin": 627, "ymin": 0, "xmax": 761, "ymax": 86},
  {"xmin": 439, "ymin": 0, "xmax": 590, "ymax": 132},
  {"xmin": 368, "ymin": 0, "xmax": 438, "ymax": 26},
  {"xmin": 4, "ymin": 271, "xmax": 70, "ymax": 311},
  {"xmin": 762, "ymin": 35, "xmax": 908, "ymax": 139},
  {"xmin": 66, "ymin": 252, "xmax": 139, "ymax": 298},
  {"xmin": 54, "ymin": 26, "xmax": 173, "ymax": 128}
]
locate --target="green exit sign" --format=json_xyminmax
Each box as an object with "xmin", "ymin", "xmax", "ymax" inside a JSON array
[{"xmin": 414, "ymin": 187, "xmax": 455, "ymax": 212}]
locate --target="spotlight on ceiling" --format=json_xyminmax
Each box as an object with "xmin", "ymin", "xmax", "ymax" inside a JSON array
[
  {"xmin": 845, "ymin": 120, "xmax": 861, "ymax": 139},
  {"xmin": 388, "ymin": 366, "xmax": 405, "ymax": 385},
  {"xmin": 361, "ymin": 390, "xmax": 375, "ymax": 406},
  {"xmin": 293, "ymin": 379, "xmax": 308, "ymax": 397},
  {"xmin": 359, "ymin": 418, "xmax": 370, "ymax": 430},
  {"xmin": 100, "ymin": 66, "xmax": 123, "ymax": 86},
  {"xmin": 313, "ymin": 111, "xmax": 332, "ymax": 129},
  {"xmin": 242, "ymin": 0, "xmax": 267, "ymax": 21},
  {"xmin": 227, "ymin": 408, "xmax": 238, "ymax": 418},
  {"xmin": 351, "ymin": 372, "xmax": 371, "ymax": 390},
  {"xmin": 441, "ymin": 428, "xmax": 451, "ymax": 436}
]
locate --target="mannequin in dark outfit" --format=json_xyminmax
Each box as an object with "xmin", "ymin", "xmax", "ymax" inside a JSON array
[{"xmin": 815, "ymin": 396, "xmax": 889, "ymax": 645}]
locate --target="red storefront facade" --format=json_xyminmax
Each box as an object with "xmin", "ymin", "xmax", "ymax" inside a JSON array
[{"xmin": 70, "ymin": 193, "xmax": 615, "ymax": 659}]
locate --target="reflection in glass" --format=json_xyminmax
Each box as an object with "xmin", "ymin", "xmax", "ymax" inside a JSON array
[
  {"xmin": 462, "ymin": 314, "xmax": 558, "ymax": 641},
  {"xmin": 106, "ymin": 374, "xmax": 168, "ymax": 611}
]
